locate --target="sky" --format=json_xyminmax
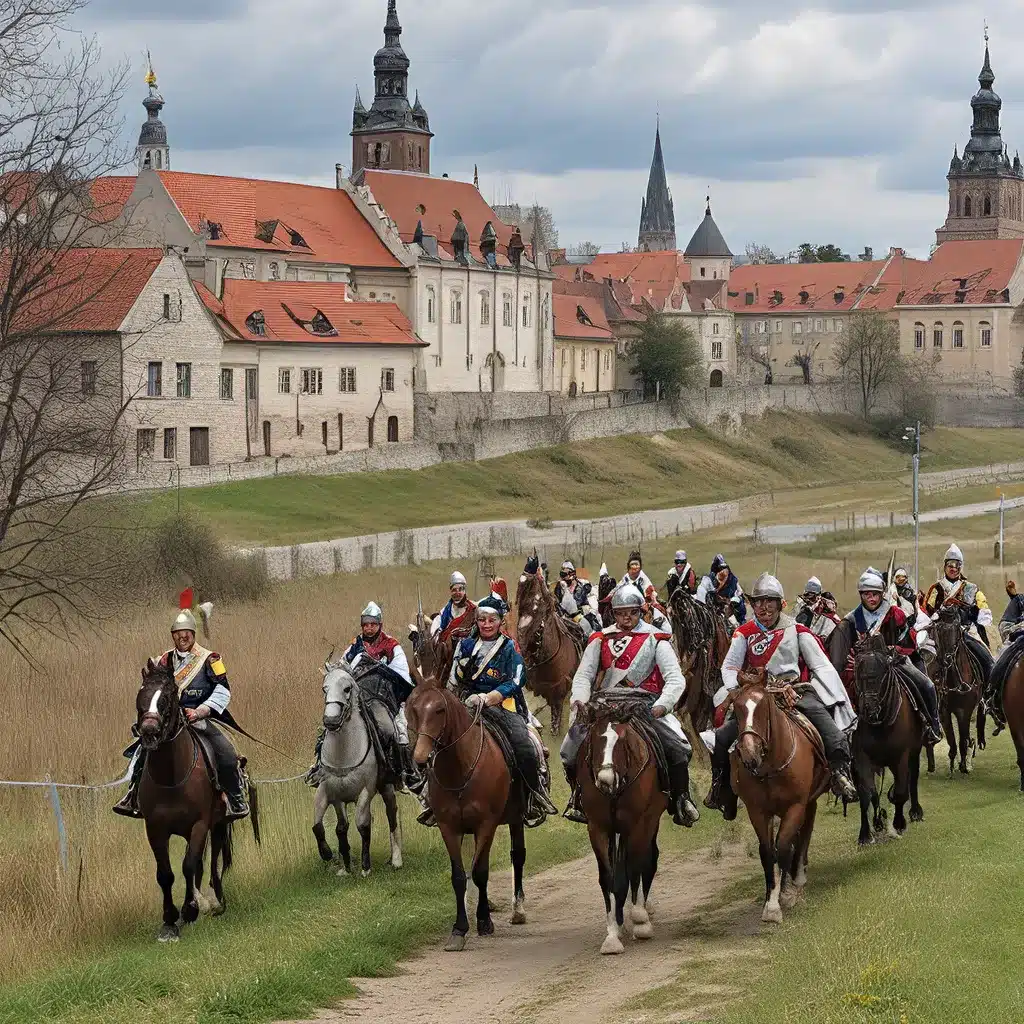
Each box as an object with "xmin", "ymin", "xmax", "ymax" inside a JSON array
[{"xmin": 79, "ymin": 0, "xmax": 1024, "ymax": 260}]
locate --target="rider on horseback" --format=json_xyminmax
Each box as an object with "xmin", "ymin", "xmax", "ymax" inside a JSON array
[
  {"xmin": 665, "ymin": 551, "xmax": 698, "ymax": 598},
  {"xmin": 703, "ymin": 573, "xmax": 858, "ymax": 818},
  {"xmin": 620, "ymin": 550, "xmax": 655, "ymax": 599},
  {"xmin": 695, "ymin": 554, "xmax": 747, "ymax": 626},
  {"xmin": 560, "ymin": 583, "xmax": 701, "ymax": 828},
  {"xmin": 114, "ymin": 600, "xmax": 249, "ymax": 821},
  {"xmin": 431, "ymin": 571, "xmax": 477, "ymax": 641},
  {"xmin": 449, "ymin": 595, "xmax": 558, "ymax": 828},
  {"xmin": 794, "ymin": 577, "xmax": 841, "ymax": 642},
  {"xmin": 835, "ymin": 570, "xmax": 942, "ymax": 743},
  {"xmin": 999, "ymin": 580, "xmax": 1024, "ymax": 642},
  {"xmin": 554, "ymin": 560, "xmax": 602, "ymax": 634}
]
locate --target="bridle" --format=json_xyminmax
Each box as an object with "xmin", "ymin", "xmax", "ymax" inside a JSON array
[
  {"xmin": 415, "ymin": 689, "xmax": 486, "ymax": 796},
  {"xmin": 320, "ymin": 667, "xmax": 373, "ymax": 777},
  {"xmin": 520, "ymin": 575, "xmax": 566, "ymax": 668},
  {"xmin": 934, "ymin": 617, "xmax": 975, "ymax": 696},
  {"xmin": 736, "ymin": 683, "xmax": 798, "ymax": 780},
  {"xmin": 581, "ymin": 700, "xmax": 652, "ymax": 799},
  {"xmin": 138, "ymin": 677, "xmax": 196, "ymax": 790}
]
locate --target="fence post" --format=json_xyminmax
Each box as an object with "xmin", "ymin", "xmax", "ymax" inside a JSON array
[
  {"xmin": 843, "ymin": 558, "xmax": 848, "ymax": 589},
  {"xmin": 46, "ymin": 775, "xmax": 68, "ymax": 873}
]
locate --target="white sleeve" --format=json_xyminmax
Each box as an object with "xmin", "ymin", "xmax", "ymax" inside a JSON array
[
  {"xmin": 390, "ymin": 644, "xmax": 411, "ymax": 685},
  {"xmin": 797, "ymin": 630, "xmax": 848, "ymax": 696},
  {"xmin": 430, "ymin": 612, "xmax": 443, "ymax": 636},
  {"xmin": 653, "ymin": 640, "xmax": 686, "ymax": 712},
  {"xmin": 202, "ymin": 684, "xmax": 231, "ymax": 714},
  {"xmin": 570, "ymin": 638, "xmax": 602, "ymax": 706},
  {"xmin": 720, "ymin": 632, "xmax": 746, "ymax": 690},
  {"xmin": 978, "ymin": 607, "xmax": 994, "ymax": 627},
  {"xmin": 695, "ymin": 578, "xmax": 710, "ymax": 605}
]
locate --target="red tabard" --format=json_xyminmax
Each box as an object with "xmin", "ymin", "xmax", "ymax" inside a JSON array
[{"xmin": 597, "ymin": 630, "xmax": 669, "ymax": 695}]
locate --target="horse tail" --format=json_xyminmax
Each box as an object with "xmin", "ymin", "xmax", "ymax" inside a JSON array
[
  {"xmin": 248, "ymin": 780, "xmax": 262, "ymax": 846},
  {"xmin": 221, "ymin": 822, "xmax": 234, "ymax": 874},
  {"xmin": 611, "ymin": 832, "xmax": 628, "ymax": 897}
]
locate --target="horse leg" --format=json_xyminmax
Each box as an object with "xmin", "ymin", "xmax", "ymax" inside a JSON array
[
  {"xmin": 976, "ymin": 700, "xmax": 987, "ymax": 752},
  {"xmin": 909, "ymin": 747, "xmax": 924, "ymax": 823},
  {"xmin": 335, "ymin": 798, "xmax": 352, "ymax": 877},
  {"xmin": 549, "ymin": 691, "xmax": 564, "ymax": 736},
  {"xmin": 311, "ymin": 783, "xmax": 334, "ymax": 863},
  {"xmin": 792, "ymin": 799, "xmax": 816, "ymax": 890},
  {"xmin": 776, "ymin": 804, "xmax": 805, "ymax": 910},
  {"xmin": 854, "ymin": 751, "xmax": 874, "ymax": 846},
  {"xmin": 381, "ymin": 784, "xmax": 403, "ymax": 870},
  {"xmin": 749, "ymin": 808, "xmax": 781, "ymax": 924},
  {"xmin": 208, "ymin": 821, "xmax": 227, "ymax": 915},
  {"xmin": 590, "ymin": 824, "xmax": 622, "ymax": 955},
  {"xmin": 611, "ymin": 831, "xmax": 631, "ymax": 944},
  {"xmin": 355, "ymin": 787, "xmax": 373, "ymax": 878},
  {"xmin": 643, "ymin": 831, "xmax": 660, "ymax": 918},
  {"xmin": 890, "ymin": 753, "xmax": 910, "ymax": 835},
  {"xmin": 471, "ymin": 824, "xmax": 498, "ymax": 937},
  {"xmin": 441, "ymin": 825, "xmax": 469, "ymax": 951},
  {"xmin": 627, "ymin": 820, "xmax": 656, "ymax": 940},
  {"xmin": 146, "ymin": 827, "xmax": 179, "ymax": 942},
  {"xmin": 957, "ymin": 704, "xmax": 974, "ymax": 774},
  {"xmin": 943, "ymin": 700, "xmax": 956, "ymax": 776},
  {"xmin": 509, "ymin": 821, "xmax": 527, "ymax": 925},
  {"xmin": 181, "ymin": 820, "xmax": 209, "ymax": 925}
]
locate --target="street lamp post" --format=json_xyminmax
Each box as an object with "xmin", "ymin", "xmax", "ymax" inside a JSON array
[{"xmin": 902, "ymin": 421, "xmax": 921, "ymax": 590}]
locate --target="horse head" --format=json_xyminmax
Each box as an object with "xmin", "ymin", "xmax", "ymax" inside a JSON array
[
  {"xmin": 517, "ymin": 561, "xmax": 552, "ymax": 633},
  {"xmin": 413, "ymin": 629, "xmax": 452, "ymax": 689},
  {"xmin": 404, "ymin": 685, "xmax": 453, "ymax": 769},
  {"xmin": 322, "ymin": 661, "xmax": 359, "ymax": 732},
  {"xmin": 732, "ymin": 667, "xmax": 777, "ymax": 776},
  {"xmin": 932, "ymin": 606, "xmax": 962, "ymax": 660},
  {"xmin": 136, "ymin": 657, "xmax": 180, "ymax": 751},
  {"xmin": 853, "ymin": 634, "xmax": 898, "ymax": 723}
]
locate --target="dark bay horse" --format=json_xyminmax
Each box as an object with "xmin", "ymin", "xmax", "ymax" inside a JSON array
[
  {"xmin": 516, "ymin": 557, "xmax": 583, "ymax": 734},
  {"xmin": 987, "ymin": 633, "xmax": 1024, "ymax": 790},
  {"xmin": 930, "ymin": 607, "xmax": 985, "ymax": 775},
  {"xmin": 846, "ymin": 635, "xmax": 924, "ymax": 844},
  {"xmin": 411, "ymin": 621, "xmax": 456, "ymax": 688},
  {"xmin": 135, "ymin": 659, "xmax": 260, "ymax": 941},
  {"xmin": 576, "ymin": 690, "xmax": 666, "ymax": 954},
  {"xmin": 405, "ymin": 681, "xmax": 527, "ymax": 952},
  {"xmin": 667, "ymin": 589, "xmax": 730, "ymax": 733},
  {"xmin": 730, "ymin": 667, "xmax": 830, "ymax": 924}
]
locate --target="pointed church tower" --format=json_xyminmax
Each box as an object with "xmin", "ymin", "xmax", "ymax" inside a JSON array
[
  {"xmin": 637, "ymin": 123, "xmax": 676, "ymax": 251},
  {"xmin": 137, "ymin": 55, "xmax": 170, "ymax": 173}
]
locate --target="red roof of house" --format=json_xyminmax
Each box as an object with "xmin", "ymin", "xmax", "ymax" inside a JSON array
[
  {"xmin": 588, "ymin": 251, "xmax": 691, "ymax": 308},
  {"xmin": 195, "ymin": 280, "xmax": 422, "ymax": 346},
  {"xmin": 155, "ymin": 172, "xmax": 401, "ymax": 268},
  {"xmin": 13, "ymin": 248, "xmax": 163, "ymax": 333},
  {"xmin": 897, "ymin": 239, "xmax": 1024, "ymax": 306},
  {"xmin": 89, "ymin": 176, "xmax": 137, "ymax": 222},
  {"xmin": 553, "ymin": 292, "xmax": 614, "ymax": 342}
]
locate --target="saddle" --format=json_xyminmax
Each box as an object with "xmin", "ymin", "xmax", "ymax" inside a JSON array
[
  {"xmin": 480, "ymin": 707, "xmax": 525, "ymax": 782},
  {"xmin": 186, "ymin": 722, "xmax": 248, "ymax": 795}
]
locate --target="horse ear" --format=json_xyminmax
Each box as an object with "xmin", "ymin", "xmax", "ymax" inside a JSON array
[{"xmin": 146, "ymin": 657, "xmax": 157, "ymax": 674}]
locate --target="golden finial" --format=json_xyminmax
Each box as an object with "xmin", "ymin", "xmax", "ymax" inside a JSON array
[{"xmin": 145, "ymin": 50, "xmax": 157, "ymax": 88}]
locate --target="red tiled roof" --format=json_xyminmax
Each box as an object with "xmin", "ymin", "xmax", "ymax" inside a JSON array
[
  {"xmin": 897, "ymin": 239, "xmax": 1024, "ymax": 306},
  {"xmin": 588, "ymin": 251, "xmax": 691, "ymax": 308},
  {"xmin": 553, "ymin": 292, "xmax": 614, "ymax": 342},
  {"xmin": 155, "ymin": 172, "xmax": 401, "ymax": 268},
  {"xmin": 89, "ymin": 176, "xmax": 137, "ymax": 222},
  {"xmin": 195, "ymin": 280, "xmax": 423, "ymax": 346},
  {"xmin": 13, "ymin": 248, "xmax": 163, "ymax": 333}
]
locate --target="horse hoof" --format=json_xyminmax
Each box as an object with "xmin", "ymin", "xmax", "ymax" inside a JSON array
[
  {"xmin": 182, "ymin": 902, "xmax": 199, "ymax": 925},
  {"xmin": 959, "ymin": 765, "xmax": 970, "ymax": 775},
  {"xmin": 858, "ymin": 837, "xmax": 874, "ymax": 847},
  {"xmin": 633, "ymin": 921, "xmax": 654, "ymax": 940},
  {"xmin": 779, "ymin": 887, "xmax": 798, "ymax": 910},
  {"xmin": 910, "ymin": 810, "xmax": 924, "ymax": 823},
  {"xmin": 210, "ymin": 900, "xmax": 225, "ymax": 917},
  {"xmin": 511, "ymin": 903, "xmax": 527, "ymax": 926},
  {"xmin": 336, "ymin": 867, "xmax": 349, "ymax": 878},
  {"xmin": 600, "ymin": 935, "xmax": 625, "ymax": 955},
  {"xmin": 361, "ymin": 868, "xmax": 371, "ymax": 879},
  {"xmin": 477, "ymin": 918, "xmax": 495, "ymax": 937},
  {"xmin": 444, "ymin": 932, "xmax": 467, "ymax": 952},
  {"xmin": 157, "ymin": 925, "xmax": 179, "ymax": 943},
  {"xmin": 390, "ymin": 852, "xmax": 403, "ymax": 870},
  {"xmin": 761, "ymin": 905, "xmax": 783, "ymax": 925}
]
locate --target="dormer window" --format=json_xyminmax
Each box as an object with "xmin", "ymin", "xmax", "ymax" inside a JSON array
[
  {"xmin": 576, "ymin": 305, "xmax": 594, "ymax": 327},
  {"xmin": 289, "ymin": 229, "xmax": 309, "ymax": 248},
  {"xmin": 246, "ymin": 310, "xmax": 266, "ymax": 336},
  {"xmin": 798, "ymin": 290, "xmax": 809, "ymax": 304},
  {"xmin": 208, "ymin": 221, "xmax": 223, "ymax": 241},
  {"xmin": 310, "ymin": 311, "xmax": 338, "ymax": 336}
]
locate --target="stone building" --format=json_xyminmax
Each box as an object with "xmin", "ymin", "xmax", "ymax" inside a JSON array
[
  {"xmin": 937, "ymin": 38, "xmax": 1024, "ymax": 243},
  {"xmin": 638, "ymin": 124, "xmax": 675, "ymax": 252},
  {"xmin": 552, "ymin": 280, "xmax": 631, "ymax": 394}
]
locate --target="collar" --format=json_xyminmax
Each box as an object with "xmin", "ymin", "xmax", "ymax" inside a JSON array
[{"xmin": 753, "ymin": 615, "xmax": 781, "ymax": 632}]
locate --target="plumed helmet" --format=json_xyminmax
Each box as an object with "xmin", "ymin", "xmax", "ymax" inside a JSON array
[
  {"xmin": 944, "ymin": 544, "xmax": 964, "ymax": 566},
  {"xmin": 450, "ymin": 571, "xmax": 468, "ymax": 588},
  {"xmin": 611, "ymin": 584, "xmax": 644, "ymax": 610},
  {"xmin": 476, "ymin": 595, "xmax": 506, "ymax": 618},
  {"xmin": 172, "ymin": 608, "xmax": 197, "ymax": 634},
  {"xmin": 675, "ymin": 550, "xmax": 687, "ymax": 563},
  {"xmin": 804, "ymin": 576, "xmax": 822, "ymax": 595},
  {"xmin": 858, "ymin": 569, "xmax": 885, "ymax": 593},
  {"xmin": 751, "ymin": 573, "xmax": 785, "ymax": 601},
  {"xmin": 710, "ymin": 553, "xmax": 729, "ymax": 575},
  {"xmin": 627, "ymin": 550, "xmax": 642, "ymax": 568},
  {"xmin": 361, "ymin": 601, "xmax": 383, "ymax": 623}
]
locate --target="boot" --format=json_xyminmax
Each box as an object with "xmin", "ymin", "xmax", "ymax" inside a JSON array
[
  {"xmin": 703, "ymin": 761, "xmax": 737, "ymax": 820},
  {"xmin": 829, "ymin": 761, "xmax": 858, "ymax": 803},
  {"xmin": 561, "ymin": 765, "xmax": 587, "ymax": 824},
  {"xmin": 112, "ymin": 754, "xmax": 144, "ymax": 818},
  {"xmin": 669, "ymin": 762, "xmax": 700, "ymax": 828},
  {"xmin": 223, "ymin": 766, "xmax": 249, "ymax": 822}
]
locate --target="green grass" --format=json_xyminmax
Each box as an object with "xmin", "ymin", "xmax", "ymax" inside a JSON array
[{"xmin": 115, "ymin": 417, "xmax": 1024, "ymax": 546}]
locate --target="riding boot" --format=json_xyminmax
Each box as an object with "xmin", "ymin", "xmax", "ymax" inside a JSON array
[
  {"xmin": 305, "ymin": 728, "xmax": 326, "ymax": 787},
  {"xmin": 829, "ymin": 758, "xmax": 858, "ymax": 803},
  {"xmin": 561, "ymin": 764, "xmax": 588, "ymax": 824},
  {"xmin": 112, "ymin": 751, "xmax": 145, "ymax": 818},
  {"xmin": 223, "ymin": 764, "xmax": 249, "ymax": 822},
  {"xmin": 703, "ymin": 733, "xmax": 738, "ymax": 820},
  {"xmin": 668, "ymin": 760, "xmax": 700, "ymax": 828}
]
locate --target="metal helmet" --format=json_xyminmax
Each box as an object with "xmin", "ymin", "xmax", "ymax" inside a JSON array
[
  {"xmin": 171, "ymin": 608, "xmax": 197, "ymax": 634},
  {"xmin": 611, "ymin": 584, "xmax": 644, "ymax": 610},
  {"xmin": 804, "ymin": 576, "xmax": 822, "ymax": 595},
  {"xmin": 710, "ymin": 553, "xmax": 729, "ymax": 575},
  {"xmin": 450, "ymin": 571, "xmax": 468, "ymax": 588},
  {"xmin": 944, "ymin": 544, "xmax": 964, "ymax": 566},
  {"xmin": 674, "ymin": 550, "xmax": 687, "ymax": 563},
  {"xmin": 751, "ymin": 573, "xmax": 785, "ymax": 601},
  {"xmin": 857, "ymin": 569, "xmax": 885, "ymax": 593},
  {"xmin": 360, "ymin": 601, "xmax": 383, "ymax": 624},
  {"xmin": 560, "ymin": 560, "xmax": 576, "ymax": 575},
  {"xmin": 893, "ymin": 567, "xmax": 909, "ymax": 583}
]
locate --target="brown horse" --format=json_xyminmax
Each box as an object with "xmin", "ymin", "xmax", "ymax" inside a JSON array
[
  {"xmin": 576, "ymin": 690, "xmax": 666, "ymax": 954},
  {"xmin": 405, "ymin": 682, "xmax": 527, "ymax": 952},
  {"xmin": 986, "ymin": 633, "xmax": 1024, "ymax": 790},
  {"xmin": 847, "ymin": 635, "xmax": 925, "ymax": 845},
  {"xmin": 516, "ymin": 557, "xmax": 583, "ymax": 734},
  {"xmin": 135, "ymin": 658, "xmax": 260, "ymax": 941},
  {"xmin": 597, "ymin": 566, "xmax": 617, "ymax": 628},
  {"xmin": 411, "ymin": 622, "xmax": 456, "ymax": 688},
  {"xmin": 730, "ymin": 667, "xmax": 830, "ymax": 924},
  {"xmin": 930, "ymin": 607, "xmax": 984, "ymax": 775},
  {"xmin": 667, "ymin": 589, "xmax": 730, "ymax": 733}
]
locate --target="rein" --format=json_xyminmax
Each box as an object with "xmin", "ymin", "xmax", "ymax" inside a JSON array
[
  {"xmin": 520, "ymin": 578, "xmax": 568, "ymax": 668},
  {"xmin": 320, "ymin": 677, "xmax": 374, "ymax": 778},
  {"xmin": 582, "ymin": 694, "xmax": 654, "ymax": 799},
  {"xmin": 936, "ymin": 625, "xmax": 976, "ymax": 697},
  {"xmin": 144, "ymin": 712, "xmax": 200, "ymax": 791},
  {"xmin": 421, "ymin": 691, "xmax": 487, "ymax": 797},
  {"xmin": 737, "ymin": 685, "xmax": 798, "ymax": 781}
]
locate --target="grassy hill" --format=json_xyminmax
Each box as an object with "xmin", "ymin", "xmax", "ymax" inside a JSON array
[{"xmin": 124, "ymin": 416, "xmax": 1024, "ymax": 546}]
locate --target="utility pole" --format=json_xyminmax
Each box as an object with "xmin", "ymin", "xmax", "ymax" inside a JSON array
[{"xmin": 903, "ymin": 421, "xmax": 921, "ymax": 589}]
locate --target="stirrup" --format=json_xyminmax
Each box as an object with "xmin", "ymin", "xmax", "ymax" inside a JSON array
[
  {"xmin": 830, "ymin": 769, "xmax": 857, "ymax": 801},
  {"xmin": 672, "ymin": 794, "xmax": 700, "ymax": 828},
  {"xmin": 416, "ymin": 807, "xmax": 437, "ymax": 828},
  {"xmin": 224, "ymin": 792, "xmax": 249, "ymax": 822},
  {"xmin": 112, "ymin": 792, "xmax": 141, "ymax": 819},
  {"xmin": 562, "ymin": 790, "xmax": 588, "ymax": 824}
]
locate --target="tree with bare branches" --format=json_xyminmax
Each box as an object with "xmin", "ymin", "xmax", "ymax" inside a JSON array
[
  {"xmin": 832, "ymin": 311, "xmax": 903, "ymax": 419},
  {"xmin": 791, "ymin": 338, "xmax": 822, "ymax": 385}
]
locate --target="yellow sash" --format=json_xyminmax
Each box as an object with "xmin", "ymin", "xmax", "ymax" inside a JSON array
[{"xmin": 171, "ymin": 644, "xmax": 213, "ymax": 693}]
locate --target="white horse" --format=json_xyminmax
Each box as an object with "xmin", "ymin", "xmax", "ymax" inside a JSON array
[{"xmin": 312, "ymin": 662, "xmax": 402, "ymax": 877}]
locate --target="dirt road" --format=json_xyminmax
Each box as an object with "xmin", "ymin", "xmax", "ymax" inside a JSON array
[{"xmin": 290, "ymin": 843, "xmax": 760, "ymax": 1024}]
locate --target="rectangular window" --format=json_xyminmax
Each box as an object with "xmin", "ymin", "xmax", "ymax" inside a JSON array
[
  {"xmin": 794, "ymin": 321, "xmax": 802, "ymax": 335},
  {"xmin": 450, "ymin": 290, "xmax": 462, "ymax": 324},
  {"xmin": 480, "ymin": 291, "xmax": 491, "ymax": 326},
  {"xmin": 301, "ymin": 368, "xmax": 323, "ymax": 395},
  {"xmin": 914, "ymin": 326, "xmax": 925, "ymax": 350},
  {"xmin": 952, "ymin": 327, "xmax": 964, "ymax": 349},
  {"xmin": 603, "ymin": 351, "xmax": 610, "ymax": 370},
  {"xmin": 220, "ymin": 367, "xmax": 234, "ymax": 400},
  {"xmin": 339, "ymin": 366, "xmax": 357, "ymax": 392},
  {"xmin": 136, "ymin": 428, "xmax": 155, "ymax": 462},
  {"xmin": 278, "ymin": 368, "xmax": 291, "ymax": 394},
  {"xmin": 772, "ymin": 320, "xmax": 780, "ymax": 335},
  {"xmin": 503, "ymin": 294, "xmax": 513, "ymax": 327},
  {"xmin": 712, "ymin": 340, "xmax": 724, "ymax": 361},
  {"xmin": 382, "ymin": 368, "xmax": 395, "ymax": 392},
  {"xmin": 836, "ymin": 319, "xmax": 844, "ymax": 333},
  {"xmin": 81, "ymin": 360, "xmax": 97, "ymax": 396},
  {"xmin": 981, "ymin": 327, "xmax": 993, "ymax": 347},
  {"xmin": 163, "ymin": 427, "xmax": 176, "ymax": 461},
  {"xmin": 522, "ymin": 298, "xmax": 532, "ymax": 328},
  {"xmin": 147, "ymin": 361, "xmax": 162, "ymax": 397},
  {"xmin": 162, "ymin": 293, "xmax": 171, "ymax": 320},
  {"xmin": 933, "ymin": 328, "xmax": 943, "ymax": 349},
  {"xmin": 815, "ymin": 319, "xmax": 823, "ymax": 332},
  {"xmin": 561, "ymin": 348, "xmax": 566, "ymax": 366},
  {"xmin": 176, "ymin": 362, "xmax": 191, "ymax": 398}
]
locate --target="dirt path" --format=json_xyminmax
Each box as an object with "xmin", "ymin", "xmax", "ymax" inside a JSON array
[{"xmin": 290, "ymin": 843, "xmax": 758, "ymax": 1024}]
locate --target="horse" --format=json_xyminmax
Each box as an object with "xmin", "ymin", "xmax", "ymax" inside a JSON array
[
  {"xmin": 410, "ymin": 616, "xmax": 456, "ymax": 689},
  {"xmin": 730, "ymin": 667, "xmax": 830, "ymax": 924},
  {"xmin": 135, "ymin": 658, "xmax": 260, "ymax": 942},
  {"xmin": 405, "ymin": 681, "xmax": 528, "ymax": 952},
  {"xmin": 930, "ymin": 607, "xmax": 985, "ymax": 775},
  {"xmin": 516, "ymin": 557, "xmax": 583, "ymax": 734},
  {"xmin": 576, "ymin": 690, "xmax": 666, "ymax": 954},
  {"xmin": 597, "ymin": 565, "xmax": 617, "ymax": 627},
  {"xmin": 312, "ymin": 660, "xmax": 402, "ymax": 876},
  {"xmin": 986, "ymin": 631, "xmax": 1024, "ymax": 790},
  {"xmin": 667, "ymin": 588, "xmax": 730, "ymax": 733},
  {"xmin": 847, "ymin": 635, "xmax": 925, "ymax": 844}
]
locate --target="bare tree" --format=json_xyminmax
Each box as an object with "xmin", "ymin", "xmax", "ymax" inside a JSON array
[
  {"xmin": 492, "ymin": 202, "xmax": 558, "ymax": 250},
  {"xmin": 832, "ymin": 311, "xmax": 903, "ymax": 419},
  {"xmin": 744, "ymin": 241, "xmax": 779, "ymax": 265},
  {"xmin": 0, "ymin": 0, "xmax": 136, "ymax": 654},
  {"xmin": 791, "ymin": 338, "xmax": 822, "ymax": 385},
  {"xmin": 567, "ymin": 241, "xmax": 600, "ymax": 257}
]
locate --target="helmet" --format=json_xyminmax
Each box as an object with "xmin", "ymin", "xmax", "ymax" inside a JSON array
[
  {"xmin": 893, "ymin": 567, "xmax": 909, "ymax": 583},
  {"xmin": 611, "ymin": 584, "xmax": 644, "ymax": 610},
  {"xmin": 750, "ymin": 573, "xmax": 785, "ymax": 601},
  {"xmin": 360, "ymin": 601, "xmax": 383, "ymax": 624},
  {"xmin": 674, "ymin": 550, "xmax": 687, "ymax": 563},
  {"xmin": 560, "ymin": 560, "xmax": 576, "ymax": 577},
  {"xmin": 944, "ymin": 544, "xmax": 964, "ymax": 566},
  {"xmin": 627, "ymin": 549, "xmax": 642, "ymax": 568},
  {"xmin": 172, "ymin": 608, "xmax": 197, "ymax": 634},
  {"xmin": 858, "ymin": 569, "xmax": 884, "ymax": 593},
  {"xmin": 710, "ymin": 553, "xmax": 729, "ymax": 575},
  {"xmin": 476, "ymin": 595, "xmax": 506, "ymax": 618},
  {"xmin": 804, "ymin": 576, "xmax": 822, "ymax": 595},
  {"xmin": 450, "ymin": 571, "xmax": 467, "ymax": 588}
]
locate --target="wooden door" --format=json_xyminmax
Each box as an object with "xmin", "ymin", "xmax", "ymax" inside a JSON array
[{"xmin": 189, "ymin": 427, "xmax": 210, "ymax": 466}]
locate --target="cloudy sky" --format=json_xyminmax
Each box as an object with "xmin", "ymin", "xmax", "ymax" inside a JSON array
[{"xmin": 80, "ymin": 0, "xmax": 1024, "ymax": 259}]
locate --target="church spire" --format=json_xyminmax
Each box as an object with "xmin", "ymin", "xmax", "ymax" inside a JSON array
[
  {"xmin": 637, "ymin": 122, "xmax": 676, "ymax": 252},
  {"xmin": 137, "ymin": 52, "xmax": 170, "ymax": 173}
]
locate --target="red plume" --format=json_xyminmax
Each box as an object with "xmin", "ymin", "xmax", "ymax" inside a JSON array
[
  {"xmin": 491, "ymin": 578, "xmax": 509, "ymax": 604},
  {"xmin": 179, "ymin": 587, "xmax": 194, "ymax": 611}
]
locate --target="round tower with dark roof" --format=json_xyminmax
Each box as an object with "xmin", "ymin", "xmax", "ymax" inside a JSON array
[
  {"xmin": 684, "ymin": 198, "xmax": 732, "ymax": 283},
  {"xmin": 137, "ymin": 56, "xmax": 170, "ymax": 173},
  {"xmin": 351, "ymin": 0, "xmax": 433, "ymax": 176}
]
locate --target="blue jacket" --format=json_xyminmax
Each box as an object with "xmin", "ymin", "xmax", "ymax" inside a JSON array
[{"xmin": 450, "ymin": 635, "xmax": 529, "ymax": 718}]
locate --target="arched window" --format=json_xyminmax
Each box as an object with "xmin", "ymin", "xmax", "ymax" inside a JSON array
[
  {"xmin": 425, "ymin": 285, "xmax": 436, "ymax": 324},
  {"xmin": 449, "ymin": 288, "xmax": 463, "ymax": 324},
  {"xmin": 154, "ymin": 150, "xmax": 162, "ymax": 169},
  {"xmin": 984, "ymin": 195, "xmax": 992, "ymax": 216},
  {"xmin": 700, "ymin": 266, "xmax": 706, "ymax": 278},
  {"xmin": 479, "ymin": 290, "xmax": 491, "ymax": 326},
  {"xmin": 932, "ymin": 321, "xmax": 943, "ymax": 349},
  {"xmin": 952, "ymin": 321, "xmax": 964, "ymax": 348},
  {"xmin": 387, "ymin": 416, "xmax": 399, "ymax": 442},
  {"xmin": 914, "ymin": 322, "xmax": 925, "ymax": 349},
  {"xmin": 143, "ymin": 150, "xmax": 152, "ymax": 169},
  {"xmin": 979, "ymin": 320, "xmax": 992, "ymax": 347},
  {"xmin": 710, "ymin": 369, "xmax": 724, "ymax": 387},
  {"xmin": 964, "ymin": 195, "xmax": 972, "ymax": 216},
  {"xmin": 522, "ymin": 293, "xmax": 532, "ymax": 328}
]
